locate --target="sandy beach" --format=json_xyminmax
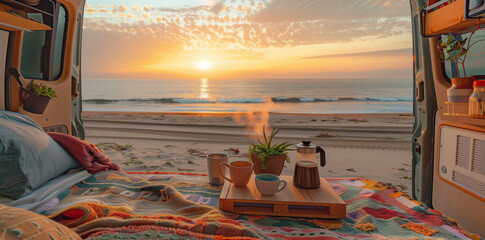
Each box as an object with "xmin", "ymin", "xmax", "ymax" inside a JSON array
[{"xmin": 83, "ymin": 111, "xmax": 414, "ymax": 194}]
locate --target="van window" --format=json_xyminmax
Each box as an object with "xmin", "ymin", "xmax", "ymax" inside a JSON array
[
  {"xmin": 20, "ymin": 13, "xmax": 45, "ymax": 79},
  {"xmin": 53, "ymin": 7, "xmax": 67, "ymax": 78},
  {"xmin": 0, "ymin": 30, "xmax": 8, "ymax": 110},
  {"xmin": 443, "ymin": 30, "xmax": 485, "ymax": 79},
  {"xmin": 20, "ymin": 5, "xmax": 67, "ymax": 80}
]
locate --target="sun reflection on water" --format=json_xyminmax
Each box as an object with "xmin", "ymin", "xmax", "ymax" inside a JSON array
[{"xmin": 200, "ymin": 78, "xmax": 209, "ymax": 99}]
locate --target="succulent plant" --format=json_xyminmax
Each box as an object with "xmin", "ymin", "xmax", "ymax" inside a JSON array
[
  {"xmin": 438, "ymin": 35, "xmax": 468, "ymax": 64},
  {"xmin": 26, "ymin": 80, "xmax": 57, "ymax": 99},
  {"xmin": 437, "ymin": 31, "xmax": 485, "ymax": 78},
  {"xmin": 249, "ymin": 126, "xmax": 292, "ymax": 169}
]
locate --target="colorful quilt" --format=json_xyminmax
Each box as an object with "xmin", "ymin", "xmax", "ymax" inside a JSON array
[{"xmin": 43, "ymin": 171, "xmax": 481, "ymax": 240}]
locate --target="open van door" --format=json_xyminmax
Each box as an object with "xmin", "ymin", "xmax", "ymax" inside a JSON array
[
  {"xmin": 412, "ymin": 0, "xmax": 485, "ymax": 235},
  {"xmin": 3, "ymin": 0, "xmax": 85, "ymax": 137},
  {"xmin": 410, "ymin": 0, "xmax": 437, "ymax": 206},
  {"xmin": 71, "ymin": 0, "xmax": 85, "ymax": 139}
]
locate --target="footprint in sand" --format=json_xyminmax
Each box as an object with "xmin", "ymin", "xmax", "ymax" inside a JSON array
[
  {"xmin": 163, "ymin": 162, "xmax": 176, "ymax": 168},
  {"xmin": 129, "ymin": 165, "xmax": 152, "ymax": 171},
  {"xmin": 143, "ymin": 155, "xmax": 165, "ymax": 160},
  {"xmin": 124, "ymin": 152, "xmax": 136, "ymax": 158}
]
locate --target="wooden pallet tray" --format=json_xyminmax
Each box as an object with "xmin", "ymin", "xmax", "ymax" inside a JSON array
[{"xmin": 219, "ymin": 175, "xmax": 346, "ymax": 219}]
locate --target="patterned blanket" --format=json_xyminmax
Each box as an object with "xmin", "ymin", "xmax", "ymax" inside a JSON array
[{"xmin": 44, "ymin": 171, "xmax": 480, "ymax": 240}]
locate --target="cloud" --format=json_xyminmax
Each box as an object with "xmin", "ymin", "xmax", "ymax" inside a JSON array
[
  {"xmin": 83, "ymin": 0, "xmax": 411, "ymax": 60},
  {"xmin": 251, "ymin": 0, "xmax": 409, "ymax": 23},
  {"xmin": 118, "ymin": 5, "xmax": 127, "ymax": 12},
  {"xmin": 211, "ymin": 0, "xmax": 226, "ymax": 14},
  {"xmin": 84, "ymin": 14, "xmax": 410, "ymax": 57},
  {"xmin": 155, "ymin": 5, "xmax": 211, "ymax": 13},
  {"xmin": 300, "ymin": 48, "xmax": 412, "ymax": 59},
  {"xmin": 85, "ymin": 3, "xmax": 95, "ymax": 14}
]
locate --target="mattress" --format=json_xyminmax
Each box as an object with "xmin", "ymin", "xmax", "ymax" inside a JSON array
[{"xmin": 4, "ymin": 169, "xmax": 91, "ymax": 212}]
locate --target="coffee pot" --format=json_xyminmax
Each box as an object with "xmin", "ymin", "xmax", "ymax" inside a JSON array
[{"xmin": 293, "ymin": 141, "xmax": 326, "ymax": 189}]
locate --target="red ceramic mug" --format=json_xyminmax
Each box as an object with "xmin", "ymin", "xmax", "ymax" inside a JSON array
[{"xmin": 219, "ymin": 161, "xmax": 253, "ymax": 187}]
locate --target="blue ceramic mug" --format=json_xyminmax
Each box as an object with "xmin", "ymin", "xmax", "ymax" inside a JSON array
[{"xmin": 255, "ymin": 174, "xmax": 287, "ymax": 196}]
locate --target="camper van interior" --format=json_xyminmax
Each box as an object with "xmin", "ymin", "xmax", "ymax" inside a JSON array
[{"xmin": 0, "ymin": 0, "xmax": 484, "ymax": 239}]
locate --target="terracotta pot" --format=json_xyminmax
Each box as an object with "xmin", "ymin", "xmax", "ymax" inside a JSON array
[
  {"xmin": 251, "ymin": 153, "xmax": 286, "ymax": 176},
  {"xmin": 451, "ymin": 77, "xmax": 473, "ymax": 89},
  {"xmin": 21, "ymin": 90, "xmax": 51, "ymax": 114}
]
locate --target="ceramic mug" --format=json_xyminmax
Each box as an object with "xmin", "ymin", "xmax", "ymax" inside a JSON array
[
  {"xmin": 255, "ymin": 174, "xmax": 287, "ymax": 196},
  {"xmin": 207, "ymin": 153, "xmax": 229, "ymax": 186},
  {"xmin": 219, "ymin": 161, "xmax": 253, "ymax": 187}
]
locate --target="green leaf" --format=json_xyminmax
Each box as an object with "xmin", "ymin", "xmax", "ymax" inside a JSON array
[
  {"xmin": 447, "ymin": 35, "xmax": 453, "ymax": 45},
  {"xmin": 262, "ymin": 126, "xmax": 268, "ymax": 147},
  {"xmin": 447, "ymin": 40, "xmax": 457, "ymax": 52},
  {"xmin": 440, "ymin": 52, "xmax": 445, "ymax": 60},
  {"xmin": 249, "ymin": 126, "xmax": 293, "ymax": 166}
]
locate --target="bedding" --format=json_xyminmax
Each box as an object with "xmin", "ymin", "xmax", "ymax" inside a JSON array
[
  {"xmin": 38, "ymin": 171, "xmax": 480, "ymax": 240},
  {"xmin": 4, "ymin": 170, "xmax": 91, "ymax": 212},
  {"xmin": 0, "ymin": 203, "xmax": 81, "ymax": 239},
  {"xmin": 0, "ymin": 110, "xmax": 80, "ymax": 199}
]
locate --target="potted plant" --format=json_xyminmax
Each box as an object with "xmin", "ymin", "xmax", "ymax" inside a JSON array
[
  {"xmin": 438, "ymin": 35, "xmax": 474, "ymax": 103},
  {"xmin": 22, "ymin": 80, "xmax": 58, "ymax": 114},
  {"xmin": 8, "ymin": 68, "xmax": 57, "ymax": 114},
  {"xmin": 249, "ymin": 126, "xmax": 292, "ymax": 176}
]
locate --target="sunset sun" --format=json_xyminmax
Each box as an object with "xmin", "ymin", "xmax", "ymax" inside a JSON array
[{"xmin": 197, "ymin": 60, "xmax": 211, "ymax": 71}]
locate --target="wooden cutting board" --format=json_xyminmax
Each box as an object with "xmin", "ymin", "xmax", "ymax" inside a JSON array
[{"xmin": 219, "ymin": 175, "xmax": 346, "ymax": 219}]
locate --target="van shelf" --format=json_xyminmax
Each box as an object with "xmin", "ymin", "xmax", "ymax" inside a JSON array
[
  {"xmin": 0, "ymin": 3, "xmax": 52, "ymax": 31},
  {"xmin": 2, "ymin": 0, "xmax": 54, "ymax": 17},
  {"xmin": 421, "ymin": 0, "xmax": 485, "ymax": 37},
  {"xmin": 444, "ymin": 102, "xmax": 469, "ymax": 117}
]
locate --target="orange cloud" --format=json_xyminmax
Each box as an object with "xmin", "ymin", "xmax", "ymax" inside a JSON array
[
  {"xmin": 82, "ymin": 0, "xmax": 413, "ymax": 80},
  {"xmin": 118, "ymin": 5, "xmax": 127, "ymax": 12}
]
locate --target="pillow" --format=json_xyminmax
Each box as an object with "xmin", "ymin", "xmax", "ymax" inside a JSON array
[
  {"xmin": 0, "ymin": 204, "xmax": 81, "ymax": 239},
  {"xmin": 0, "ymin": 111, "xmax": 80, "ymax": 199}
]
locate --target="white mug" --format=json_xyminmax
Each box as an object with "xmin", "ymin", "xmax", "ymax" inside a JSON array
[{"xmin": 255, "ymin": 174, "xmax": 287, "ymax": 196}]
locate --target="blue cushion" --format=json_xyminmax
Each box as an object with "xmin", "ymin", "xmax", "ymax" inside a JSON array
[{"xmin": 0, "ymin": 111, "xmax": 80, "ymax": 199}]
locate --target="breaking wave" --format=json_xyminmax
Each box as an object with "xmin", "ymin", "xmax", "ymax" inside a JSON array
[{"xmin": 83, "ymin": 97, "xmax": 413, "ymax": 104}]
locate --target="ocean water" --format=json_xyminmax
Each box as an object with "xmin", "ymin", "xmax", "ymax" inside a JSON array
[{"xmin": 82, "ymin": 78, "xmax": 413, "ymax": 114}]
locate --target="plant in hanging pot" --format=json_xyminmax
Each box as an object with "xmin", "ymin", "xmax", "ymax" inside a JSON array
[
  {"xmin": 22, "ymin": 80, "xmax": 58, "ymax": 114},
  {"xmin": 438, "ymin": 35, "xmax": 475, "ymax": 103},
  {"xmin": 9, "ymin": 68, "xmax": 57, "ymax": 114},
  {"xmin": 249, "ymin": 126, "xmax": 292, "ymax": 176}
]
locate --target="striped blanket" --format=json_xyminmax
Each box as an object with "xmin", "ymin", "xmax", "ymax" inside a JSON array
[{"xmin": 45, "ymin": 171, "xmax": 480, "ymax": 239}]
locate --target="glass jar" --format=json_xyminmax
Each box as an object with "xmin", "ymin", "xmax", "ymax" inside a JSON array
[{"xmin": 468, "ymin": 80, "xmax": 485, "ymax": 118}]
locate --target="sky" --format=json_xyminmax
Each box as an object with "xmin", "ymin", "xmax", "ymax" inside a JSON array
[{"xmin": 81, "ymin": 0, "xmax": 413, "ymax": 80}]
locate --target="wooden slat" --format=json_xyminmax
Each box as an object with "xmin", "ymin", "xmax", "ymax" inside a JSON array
[{"xmin": 306, "ymin": 178, "xmax": 346, "ymax": 204}]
